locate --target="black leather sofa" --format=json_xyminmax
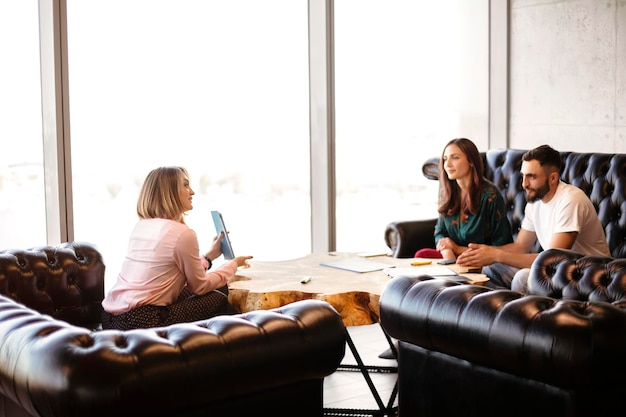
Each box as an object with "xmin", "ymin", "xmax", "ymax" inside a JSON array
[
  {"xmin": 0, "ymin": 242, "xmax": 346, "ymax": 417},
  {"xmin": 379, "ymin": 149, "xmax": 626, "ymax": 416}
]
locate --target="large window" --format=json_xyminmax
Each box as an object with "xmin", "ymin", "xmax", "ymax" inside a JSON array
[
  {"xmin": 67, "ymin": 1, "xmax": 310, "ymax": 288},
  {"xmin": 0, "ymin": 1, "xmax": 46, "ymax": 248},
  {"xmin": 1, "ymin": 1, "xmax": 491, "ymax": 292},
  {"xmin": 334, "ymin": 0, "xmax": 489, "ymax": 252}
]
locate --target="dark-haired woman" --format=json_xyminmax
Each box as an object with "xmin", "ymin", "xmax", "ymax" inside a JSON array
[{"xmin": 415, "ymin": 138, "xmax": 513, "ymax": 260}]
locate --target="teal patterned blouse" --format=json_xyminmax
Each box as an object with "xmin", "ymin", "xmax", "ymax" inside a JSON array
[{"xmin": 434, "ymin": 182, "xmax": 513, "ymax": 248}]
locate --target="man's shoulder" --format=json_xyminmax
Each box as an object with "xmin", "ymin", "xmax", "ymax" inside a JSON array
[
  {"xmin": 558, "ymin": 181, "xmax": 579, "ymax": 191},
  {"xmin": 557, "ymin": 182, "xmax": 591, "ymax": 201}
]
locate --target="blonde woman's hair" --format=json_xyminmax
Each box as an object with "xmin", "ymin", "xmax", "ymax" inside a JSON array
[{"xmin": 137, "ymin": 166, "xmax": 190, "ymax": 223}]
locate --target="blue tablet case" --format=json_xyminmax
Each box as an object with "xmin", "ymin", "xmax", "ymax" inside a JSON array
[{"xmin": 211, "ymin": 210, "xmax": 235, "ymax": 260}]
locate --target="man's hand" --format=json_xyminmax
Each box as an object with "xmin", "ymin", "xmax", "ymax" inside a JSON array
[{"xmin": 456, "ymin": 243, "xmax": 499, "ymax": 267}]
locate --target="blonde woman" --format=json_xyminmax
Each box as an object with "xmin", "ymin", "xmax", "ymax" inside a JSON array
[{"xmin": 102, "ymin": 166, "xmax": 252, "ymax": 330}]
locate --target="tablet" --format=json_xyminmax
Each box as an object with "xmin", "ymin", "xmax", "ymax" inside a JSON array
[{"xmin": 211, "ymin": 210, "xmax": 235, "ymax": 260}]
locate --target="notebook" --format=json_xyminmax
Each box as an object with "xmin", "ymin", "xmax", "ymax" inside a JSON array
[
  {"xmin": 211, "ymin": 210, "xmax": 235, "ymax": 260},
  {"xmin": 320, "ymin": 257, "xmax": 394, "ymax": 273}
]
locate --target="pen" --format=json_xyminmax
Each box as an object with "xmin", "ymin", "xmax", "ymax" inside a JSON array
[
  {"xmin": 300, "ymin": 276, "xmax": 312, "ymax": 284},
  {"xmin": 411, "ymin": 260, "xmax": 432, "ymax": 266}
]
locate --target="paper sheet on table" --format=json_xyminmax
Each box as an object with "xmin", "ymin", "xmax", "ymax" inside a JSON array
[
  {"xmin": 320, "ymin": 257, "xmax": 393, "ymax": 273},
  {"xmin": 383, "ymin": 266, "xmax": 458, "ymax": 278}
]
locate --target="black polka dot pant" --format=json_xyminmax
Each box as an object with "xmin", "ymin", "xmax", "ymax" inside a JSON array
[{"xmin": 102, "ymin": 286, "xmax": 237, "ymax": 331}]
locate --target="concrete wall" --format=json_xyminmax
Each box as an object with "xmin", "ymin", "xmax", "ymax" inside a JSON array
[{"xmin": 509, "ymin": 0, "xmax": 626, "ymax": 152}]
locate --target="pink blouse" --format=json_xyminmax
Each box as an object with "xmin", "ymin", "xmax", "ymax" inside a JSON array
[{"xmin": 102, "ymin": 218, "xmax": 237, "ymax": 314}]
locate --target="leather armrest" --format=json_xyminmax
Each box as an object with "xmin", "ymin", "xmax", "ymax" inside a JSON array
[
  {"xmin": 384, "ymin": 218, "xmax": 437, "ymax": 258},
  {"xmin": 422, "ymin": 157, "xmax": 440, "ymax": 180},
  {"xmin": 0, "ymin": 242, "xmax": 105, "ymax": 329}
]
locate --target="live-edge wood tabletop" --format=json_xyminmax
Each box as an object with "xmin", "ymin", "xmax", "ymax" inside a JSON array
[{"xmin": 228, "ymin": 252, "xmax": 487, "ymax": 326}]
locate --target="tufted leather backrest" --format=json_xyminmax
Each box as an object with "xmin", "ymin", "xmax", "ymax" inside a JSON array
[
  {"xmin": 423, "ymin": 149, "xmax": 626, "ymax": 258},
  {"xmin": 0, "ymin": 241, "xmax": 105, "ymax": 329}
]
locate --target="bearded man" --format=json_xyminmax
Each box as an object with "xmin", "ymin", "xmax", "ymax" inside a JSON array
[{"xmin": 456, "ymin": 144, "xmax": 610, "ymax": 291}]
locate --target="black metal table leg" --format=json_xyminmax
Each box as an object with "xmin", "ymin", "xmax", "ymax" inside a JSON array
[{"xmin": 323, "ymin": 328, "xmax": 398, "ymax": 417}]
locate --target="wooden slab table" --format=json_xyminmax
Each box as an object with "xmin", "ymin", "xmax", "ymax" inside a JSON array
[{"xmin": 228, "ymin": 253, "xmax": 487, "ymax": 326}]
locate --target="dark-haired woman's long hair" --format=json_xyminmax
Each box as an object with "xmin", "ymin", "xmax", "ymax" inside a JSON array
[{"xmin": 438, "ymin": 138, "xmax": 485, "ymax": 217}]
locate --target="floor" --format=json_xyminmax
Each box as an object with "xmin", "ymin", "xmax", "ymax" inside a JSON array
[{"xmin": 323, "ymin": 323, "xmax": 398, "ymax": 417}]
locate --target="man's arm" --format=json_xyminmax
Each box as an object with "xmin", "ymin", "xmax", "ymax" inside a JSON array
[
  {"xmin": 549, "ymin": 231, "xmax": 578, "ymax": 250},
  {"xmin": 509, "ymin": 228, "xmax": 539, "ymax": 253},
  {"xmin": 456, "ymin": 229, "xmax": 539, "ymax": 268}
]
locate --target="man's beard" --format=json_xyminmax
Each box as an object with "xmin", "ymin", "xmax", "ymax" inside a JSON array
[{"xmin": 525, "ymin": 179, "xmax": 550, "ymax": 203}]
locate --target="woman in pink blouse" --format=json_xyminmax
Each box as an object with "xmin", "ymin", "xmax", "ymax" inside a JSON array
[{"xmin": 102, "ymin": 166, "xmax": 252, "ymax": 330}]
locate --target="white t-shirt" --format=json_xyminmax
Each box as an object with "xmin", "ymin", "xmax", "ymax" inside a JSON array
[{"xmin": 521, "ymin": 182, "xmax": 610, "ymax": 256}]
